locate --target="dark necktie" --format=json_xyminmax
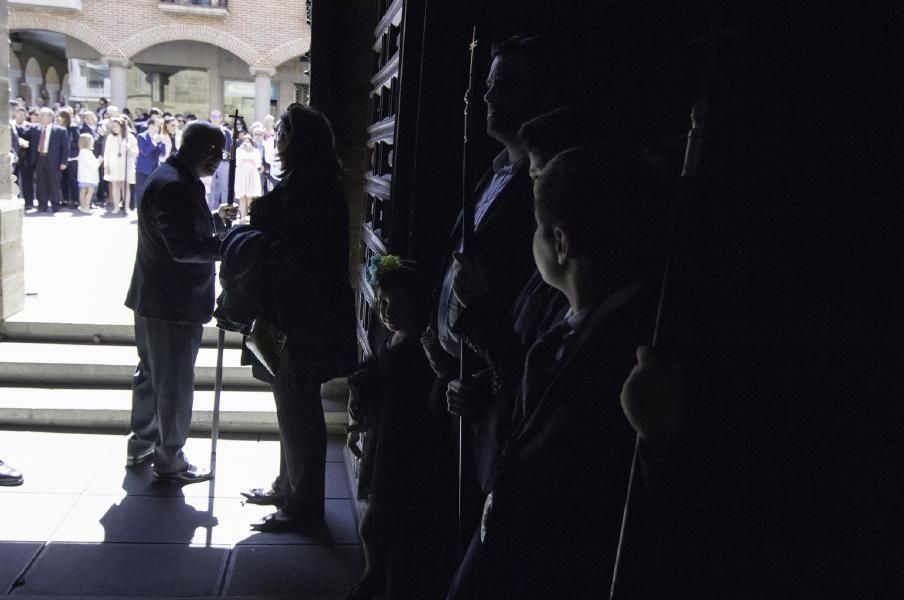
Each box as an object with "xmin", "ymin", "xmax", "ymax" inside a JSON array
[{"xmin": 39, "ymin": 127, "xmax": 47, "ymax": 153}]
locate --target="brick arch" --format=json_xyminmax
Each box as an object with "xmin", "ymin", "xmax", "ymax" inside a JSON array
[
  {"xmin": 122, "ymin": 25, "xmax": 262, "ymax": 67},
  {"xmin": 9, "ymin": 13, "xmax": 116, "ymax": 57},
  {"xmin": 265, "ymin": 35, "xmax": 312, "ymax": 68}
]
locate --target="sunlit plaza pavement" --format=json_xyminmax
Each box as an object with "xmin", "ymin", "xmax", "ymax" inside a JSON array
[{"xmin": 1, "ymin": 208, "xmax": 363, "ymax": 598}]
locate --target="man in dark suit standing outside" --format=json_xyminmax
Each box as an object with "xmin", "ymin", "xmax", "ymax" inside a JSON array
[
  {"xmin": 30, "ymin": 107, "xmax": 68, "ymax": 213},
  {"xmin": 125, "ymin": 121, "xmax": 238, "ymax": 483}
]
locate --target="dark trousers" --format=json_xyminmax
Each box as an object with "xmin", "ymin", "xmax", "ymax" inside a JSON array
[
  {"xmin": 135, "ymin": 172, "xmax": 150, "ymax": 210},
  {"xmin": 271, "ymin": 346, "xmax": 326, "ymax": 517},
  {"xmin": 17, "ymin": 162, "xmax": 35, "ymax": 205},
  {"xmin": 63, "ymin": 160, "xmax": 78, "ymax": 206},
  {"xmin": 129, "ymin": 315, "xmax": 203, "ymax": 473},
  {"xmin": 96, "ymin": 167, "xmax": 107, "ymax": 203},
  {"xmin": 35, "ymin": 155, "xmax": 63, "ymax": 211}
]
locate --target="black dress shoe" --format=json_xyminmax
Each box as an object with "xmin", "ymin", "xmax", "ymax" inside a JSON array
[
  {"xmin": 240, "ymin": 487, "xmax": 286, "ymax": 506},
  {"xmin": 0, "ymin": 460, "xmax": 24, "ymax": 486},
  {"xmin": 250, "ymin": 508, "xmax": 323, "ymax": 533},
  {"xmin": 153, "ymin": 464, "xmax": 212, "ymax": 484}
]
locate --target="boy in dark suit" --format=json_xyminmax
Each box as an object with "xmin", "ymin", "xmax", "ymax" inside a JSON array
[{"xmin": 447, "ymin": 147, "xmax": 683, "ymax": 599}]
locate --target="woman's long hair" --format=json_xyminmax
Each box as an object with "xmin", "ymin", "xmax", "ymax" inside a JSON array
[{"xmin": 277, "ymin": 103, "xmax": 341, "ymax": 178}]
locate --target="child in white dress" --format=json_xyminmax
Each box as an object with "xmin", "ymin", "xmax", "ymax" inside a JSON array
[{"xmin": 77, "ymin": 133, "xmax": 100, "ymax": 214}]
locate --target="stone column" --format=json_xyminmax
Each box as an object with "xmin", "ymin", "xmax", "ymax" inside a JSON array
[
  {"xmin": 250, "ymin": 66, "xmax": 275, "ymax": 123},
  {"xmin": 103, "ymin": 56, "xmax": 130, "ymax": 110},
  {"xmin": 0, "ymin": 6, "xmax": 26, "ymax": 319},
  {"xmin": 25, "ymin": 77, "xmax": 42, "ymax": 106}
]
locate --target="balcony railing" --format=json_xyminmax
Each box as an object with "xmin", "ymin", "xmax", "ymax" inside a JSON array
[
  {"xmin": 158, "ymin": 0, "xmax": 228, "ymax": 16},
  {"xmin": 9, "ymin": 0, "xmax": 82, "ymax": 11}
]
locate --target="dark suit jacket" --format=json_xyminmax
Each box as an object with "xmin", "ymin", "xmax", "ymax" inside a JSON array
[
  {"xmin": 442, "ymin": 159, "xmax": 537, "ymax": 332},
  {"xmin": 79, "ymin": 123, "xmax": 103, "ymax": 157},
  {"xmin": 125, "ymin": 155, "xmax": 224, "ymax": 324},
  {"xmin": 136, "ymin": 131, "xmax": 165, "ymax": 175},
  {"xmin": 486, "ymin": 283, "xmax": 657, "ymax": 598},
  {"xmin": 438, "ymin": 157, "xmax": 538, "ymax": 492},
  {"xmin": 29, "ymin": 124, "xmax": 68, "ymax": 168}
]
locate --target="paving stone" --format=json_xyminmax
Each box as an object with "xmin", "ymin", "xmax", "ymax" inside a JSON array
[
  {"xmin": 0, "ymin": 542, "xmax": 41, "ymax": 592},
  {"xmin": 223, "ymin": 544, "xmax": 362, "ymax": 598},
  {"xmin": 0, "ymin": 492, "xmax": 80, "ymax": 542},
  {"xmin": 51, "ymin": 493, "xmax": 221, "ymax": 545},
  {"xmin": 0, "ymin": 430, "xmax": 123, "ymax": 494},
  {"xmin": 11, "ymin": 542, "xmax": 228, "ymax": 597}
]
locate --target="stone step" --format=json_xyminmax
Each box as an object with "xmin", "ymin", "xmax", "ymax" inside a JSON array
[
  {"xmin": 0, "ymin": 341, "xmax": 266, "ymax": 391},
  {"xmin": 0, "ymin": 319, "xmax": 244, "ymax": 348},
  {"xmin": 0, "ymin": 387, "xmax": 348, "ymax": 434}
]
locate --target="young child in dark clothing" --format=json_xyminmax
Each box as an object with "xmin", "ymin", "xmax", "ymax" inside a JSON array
[{"xmin": 345, "ymin": 256, "xmax": 457, "ymax": 600}]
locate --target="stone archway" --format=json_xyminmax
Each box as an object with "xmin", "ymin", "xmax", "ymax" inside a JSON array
[
  {"xmin": 263, "ymin": 36, "xmax": 312, "ymax": 70},
  {"xmin": 45, "ymin": 67, "xmax": 61, "ymax": 103},
  {"xmin": 121, "ymin": 25, "xmax": 263, "ymax": 67},
  {"xmin": 9, "ymin": 13, "xmax": 116, "ymax": 58},
  {"xmin": 24, "ymin": 57, "xmax": 42, "ymax": 79},
  {"xmin": 24, "ymin": 57, "xmax": 43, "ymax": 105}
]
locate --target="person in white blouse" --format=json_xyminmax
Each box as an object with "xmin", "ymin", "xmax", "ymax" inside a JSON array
[{"xmin": 103, "ymin": 117, "xmax": 139, "ymax": 215}]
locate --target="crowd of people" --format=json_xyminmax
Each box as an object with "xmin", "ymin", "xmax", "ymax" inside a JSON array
[{"xmin": 8, "ymin": 97, "xmax": 282, "ymax": 220}]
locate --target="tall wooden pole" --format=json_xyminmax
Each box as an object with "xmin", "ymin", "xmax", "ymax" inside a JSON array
[{"xmin": 457, "ymin": 26, "xmax": 479, "ymax": 558}]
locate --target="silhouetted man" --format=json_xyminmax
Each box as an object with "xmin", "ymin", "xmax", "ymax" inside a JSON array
[
  {"xmin": 423, "ymin": 35, "xmax": 561, "ymax": 499},
  {"xmin": 125, "ymin": 121, "xmax": 238, "ymax": 483}
]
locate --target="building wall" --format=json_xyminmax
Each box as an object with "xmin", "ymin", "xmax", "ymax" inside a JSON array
[
  {"xmin": 10, "ymin": 0, "xmax": 311, "ymax": 117},
  {"xmin": 9, "ymin": 0, "xmax": 311, "ymax": 69}
]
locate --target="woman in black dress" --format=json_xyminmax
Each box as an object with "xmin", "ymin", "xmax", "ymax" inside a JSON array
[{"xmin": 241, "ymin": 104, "xmax": 357, "ymax": 532}]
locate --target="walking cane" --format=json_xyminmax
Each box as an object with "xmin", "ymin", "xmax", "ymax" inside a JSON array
[
  {"xmin": 210, "ymin": 109, "xmax": 244, "ymax": 477},
  {"xmin": 457, "ymin": 26, "xmax": 479, "ymax": 558},
  {"xmin": 608, "ymin": 8, "xmax": 724, "ymax": 599}
]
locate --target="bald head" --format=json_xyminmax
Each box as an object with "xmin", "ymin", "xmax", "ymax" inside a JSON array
[{"xmin": 177, "ymin": 121, "xmax": 225, "ymax": 177}]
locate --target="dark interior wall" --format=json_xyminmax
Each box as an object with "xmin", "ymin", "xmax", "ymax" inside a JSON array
[{"xmin": 309, "ymin": 0, "xmax": 375, "ymax": 276}]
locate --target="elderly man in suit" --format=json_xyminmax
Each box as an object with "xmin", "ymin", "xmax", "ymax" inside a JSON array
[
  {"xmin": 125, "ymin": 121, "xmax": 238, "ymax": 483},
  {"xmin": 30, "ymin": 107, "xmax": 68, "ymax": 213},
  {"xmin": 447, "ymin": 148, "xmax": 682, "ymax": 599}
]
